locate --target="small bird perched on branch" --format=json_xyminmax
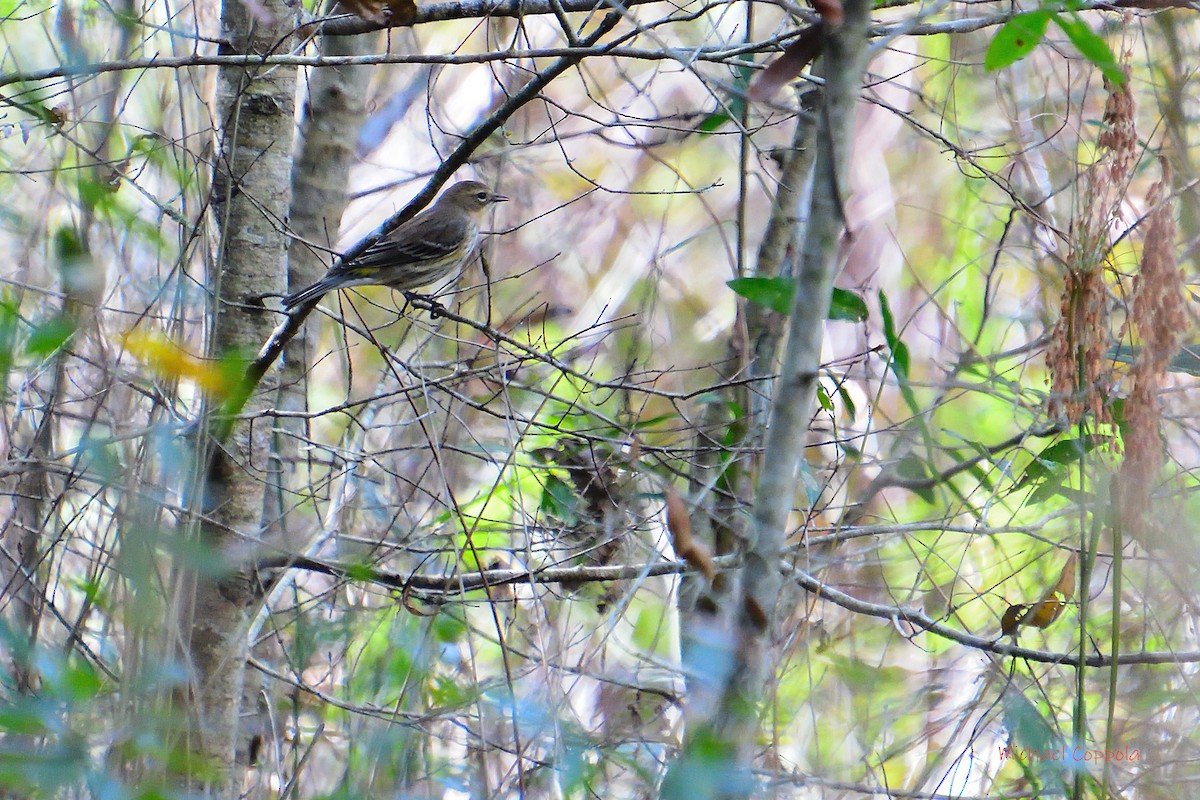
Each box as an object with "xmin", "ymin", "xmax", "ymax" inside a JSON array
[{"xmin": 282, "ymin": 180, "xmax": 508, "ymax": 310}]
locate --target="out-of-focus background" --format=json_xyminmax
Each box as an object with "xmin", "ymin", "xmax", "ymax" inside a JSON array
[{"xmin": 1, "ymin": 0, "xmax": 1197, "ymax": 795}]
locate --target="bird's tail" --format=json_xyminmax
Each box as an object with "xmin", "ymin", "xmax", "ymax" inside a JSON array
[{"xmin": 283, "ymin": 275, "xmax": 339, "ymax": 310}]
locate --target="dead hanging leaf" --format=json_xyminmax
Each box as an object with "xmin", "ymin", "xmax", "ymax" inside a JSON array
[
  {"xmin": 748, "ymin": 24, "xmax": 824, "ymax": 103},
  {"xmin": 999, "ymin": 604, "xmax": 1028, "ymax": 637},
  {"xmin": 665, "ymin": 486, "xmax": 715, "ymax": 583},
  {"xmin": 1000, "ymin": 553, "xmax": 1078, "ymax": 637},
  {"xmin": 1118, "ymin": 157, "xmax": 1187, "ymax": 544},
  {"xmin": 24, "ymin": 105, "xmax": 70, "ymax": 143},
  {"xmin": 384, "ymin": 0, "xmax": 417, "ymax": 24},
  {"xmin": 811, "ymin": 0, "xmax": 844, "ymax": 26},
  {"xmin": 747, "ymin": 0, "xmax": 843, "ymax": 101},
  {"xmin": 334, "ymin": 0, "xmax": 386, "ymax": 23},
  {"xmin": 744, "ymin": 595, "xmax": 769, "ymax": 631}
]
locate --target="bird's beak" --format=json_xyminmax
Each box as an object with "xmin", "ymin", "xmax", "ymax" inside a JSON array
[{"xmin": 492, "ymin": 193, "xmax": 509, "ymax": 203}]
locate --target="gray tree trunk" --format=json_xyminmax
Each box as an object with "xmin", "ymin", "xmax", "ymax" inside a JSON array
[
  {"xmin": 179, "ymin": 0, "xmax": 296, "ymax": 790},
  {"xmin": 665, "ymin": 3, "xmax": 871, "ymax": 796},
  {"xmin": 245, "ymin": 18, "xmax": 378, "ymax": 779},
  {"xmin": 267, "ymin": 18, "xmax": 378, "ymax": 538},
  {"xmin": 721, "ymin": 0, "xmax": 873, "ymax": 782}
]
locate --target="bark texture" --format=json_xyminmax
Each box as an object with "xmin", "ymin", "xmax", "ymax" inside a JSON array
[
  {"xmin": 244, "ymin": 20, "xmax": 377, "ymax": 781},
  {"xmin": 181, "ymin": 0, "xmax": 296, "ymax": 789}
]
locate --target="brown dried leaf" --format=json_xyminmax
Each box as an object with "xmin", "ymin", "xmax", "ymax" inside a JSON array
[
  {"xmin": 744, "ymin": 595, "xmax": 769, "ymax": 631},
  {"xmin": 1047, "ymin": 263, "xmax": 1110, "ymax": 425},
  {"xmin": 1000, "ymin": 604, "xmax": 1028, "ymax": 637},
  {"xmin": 385, "ymin": 0, "xmax": 417, "ymax": 24},
  {"xmin": 748, "ymin": 24, "xmax": 824, "ymax": 103},
  {"xmin": 1000, "ymin": 553, "xmax": 1077, "ymax": 636},
  {"xmin": 665, "ymin": 486, "xmax": 715, "ymax": 583},
  {"xmin": 48, "ymin": 104, "xmax": 69, "ymax": 127},
  {"xmin": 1118, "ymin": 159, "xmax": 1190, "ymax": 542},
  {"xmin": 812, "ymin": 0, "xmax": 844, "ymax": 26},
  {"xmin": 335, "ymin": 0, "xmax": 387, "ymax": 23},
  {"xmin": 1097, "ymin": 67, "xmax": 1135, "ymax": 184}
]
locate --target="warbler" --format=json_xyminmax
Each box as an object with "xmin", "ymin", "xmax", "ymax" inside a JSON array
[{"xmin": 283, "ymin": 180, "xmax": 507, "ymax": 310}]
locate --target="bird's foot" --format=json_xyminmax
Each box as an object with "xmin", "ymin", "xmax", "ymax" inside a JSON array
[{"xmin": 403, "ymin": 291, "xmax": 447, "ymax": 319}]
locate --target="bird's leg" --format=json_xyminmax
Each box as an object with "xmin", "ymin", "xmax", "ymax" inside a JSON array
[{"xmin": 403, "ymin": 291, "xmax": 447, "ymax": 319}]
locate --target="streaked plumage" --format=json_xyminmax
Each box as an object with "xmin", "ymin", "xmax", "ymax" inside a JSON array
[{"xmin": 283, "ymin": 180, "xmax": 507, "ymax": 310}]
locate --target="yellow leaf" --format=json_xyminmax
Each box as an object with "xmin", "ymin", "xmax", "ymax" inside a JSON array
[
  {"xmin": 124, "ymin": 331, "xmax": 237, "ymax": 398},
  {"xmin": 1000, "ymin": 553, "xmax": 1077, "ymax": 637}
]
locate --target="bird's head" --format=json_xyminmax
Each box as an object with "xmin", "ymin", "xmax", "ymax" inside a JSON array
[{"xmin": 442, "ymin": 180, "xmax": 508, "ymax": 211}]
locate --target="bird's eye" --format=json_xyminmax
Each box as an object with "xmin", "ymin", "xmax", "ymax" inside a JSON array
[{"xmin": 476, "ymin": 191, "xmax": 488, "ymax": 202}]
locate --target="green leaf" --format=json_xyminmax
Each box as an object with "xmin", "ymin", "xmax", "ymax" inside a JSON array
[
  {"xmin": 797, "ymin": 460, "xmax": 823, "ymax": 505},
  {"xmin": 1018, "ymin": 461, "xmax": 1059, "ymax": 493},
  {"xmin": 434, "ymin": 614, "xmax": 465, "ymax": 642},
  {"xmin": 661, "ymin": 726, "xmax": 743, "ymax": 800},
  {"xmin": 630, "ymin": 413, "xmax": 677, "ymax": 430},
  {"xmin": 829, "ymin": 288, "xmax": 868, "ymax": 322},
  {"xmin": 836, "ymin": 381, "xmax": 857, "ymax": 421},
  {"xmin": 541, "ymin": 474, "xmax": 579, "ymax": 526},
  {"xmin": 75, "ymin": 173, "xmax": 119, "ymax": 214},
  {"xmin": 894, "ymin": 454, "xmax": 930, "ymax": 480},
  {"xmin": 727, "ymin": 60, "xmax": 754, "ymax": 120},
  {"xmin": 816, "ymin": 382, "xmax": 834, "ymax": 413},
  {"xmin": 0, "ymin": 701, "xmax": 50, "ymax": 735},
  {"xmin": 429, "ymin": 674, "xmax": 467, "ymax": 706},
  {"xmin": 698, "ymin": 60, "xmax": 753, "ymax": 136},
  {"xmin": 0, "ymin": 297, "xmax": 18, "ymax": 394},
  {"xmin": 1002, "ymin": 685, "xmax": 1058, "ymax": 750},
  {"xmin": 632, "ymin": 602, "xmax": 671, "ymax": 651},
  {"xmin": 878, "ymin": 290, "xmax": 909, "ymax": 377},
  {"xmin": 985, "ymin": 10, "xmax": 1052, "ymax": 71},
  {"xmin": 729, "ymin": 279, "xmax": 868, "ymax": 321},
  {"xmin": 1027, "ymin": 474, "xmax": 1071, "ymax": 505},
  {"xmin": 893, "ymin": 338, "xmax": 911, "ymax": 379},
  {"xmin": 1017, "ymin": 436, "xmax": 1104, "ymax": 488},
  {"xmin": 694, "ymin": 392, "xmax": 734, "ymax": 409},
  {"xmin": 697, "ymin": 112, "xmax": 731, "ymax": 134},
  {"xmin": 969, "ymin": 462, "xmax": 995, "ymax": 492},
  {"xmin": 60, "ymin": 660, "xmax": 103, "ymax": 701},
  {"xmin": 26, "ymin": 317, "xmax": 75, "ymax": 357},
  {"xmin": 895, "ymin": 454, "xmax": 935, "ymax": 503},
  {"xmin": 344, "ymin": 562, "xmax": 376, "ymax": 582},
  {"xmin": 1054, "ymin": 12, "xmax": 1124, "ymax": 85},
  {"xmin": 1001, "ymin": 685, "xmax": 1070, "ymax": 792},
  {"xmin": 878, "ymin": 290, "xmax": 921, "ymax": 416},
  {"xmin": 728, "ymin": 277, "xmax": 795, "ymax": 315},
  {"xmin": 1036, "ymin": 436, "xmax": 1105, "ymax": 464}
]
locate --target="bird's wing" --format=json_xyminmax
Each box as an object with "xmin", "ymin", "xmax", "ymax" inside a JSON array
[{"xmin": 343, "ymin": 211, "xmax": 467, "ymax": 272}]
